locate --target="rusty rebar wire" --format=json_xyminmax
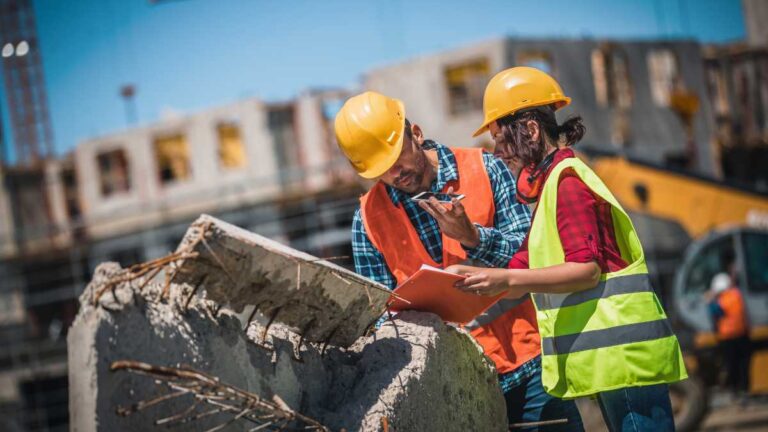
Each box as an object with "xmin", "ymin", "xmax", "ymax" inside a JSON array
[
  {"xmin": 330, "ymin": 271, "xmax": 411, "ymax": 305},
  {"xmin": 92, "ymin": 250, "xmax": 199, "ymax": 305},
  {"xmin": 111, "ymin": 360, "xmax": 329, "ymax": 431},
  {"xmin": 509, "ymin": 418, "xmax": 568, "ymax": 429},
  {"xmin": 199, "ymin": 234, "xmax": 238, "ymax": 285},
  {"xmin": 93, "ymin": 221, "xmax": 214, "ymax": 306}
]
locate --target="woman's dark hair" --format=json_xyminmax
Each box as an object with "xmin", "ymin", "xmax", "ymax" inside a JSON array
[{"xmin": 496, "ymin": 105, "xmax": 585, "ymax": 167}]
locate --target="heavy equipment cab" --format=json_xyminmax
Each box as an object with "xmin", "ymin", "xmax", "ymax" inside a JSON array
[{"xmin": 675, "ymin": 228, "xmax": 768, "ymax": 336}]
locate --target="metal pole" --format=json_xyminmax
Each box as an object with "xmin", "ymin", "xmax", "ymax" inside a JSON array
[{"xmin": 0, "ymin": 90, "xmax": 6, "ymax": 164}]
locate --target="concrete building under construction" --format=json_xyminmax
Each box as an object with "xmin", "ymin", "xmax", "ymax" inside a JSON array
[
  {"xmin": 365, "ymin": 38, "xmax": 715, "ymax": 174},
  {"xmin": 0, "ymin": 88, "xmax": 366, "ymax": 431},
  {"xmin": 365, "ymin": 36, "xmax": 767, "ymax": 185}
]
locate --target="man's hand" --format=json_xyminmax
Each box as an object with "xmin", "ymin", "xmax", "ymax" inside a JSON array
[{"xmin": 417, "ymin": 187, "xmax": 480, "ymax": 248}]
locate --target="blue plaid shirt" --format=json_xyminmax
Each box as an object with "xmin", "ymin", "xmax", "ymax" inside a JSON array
[
  {"xmin": 499, "ymin": 355, "xmax": 542, "ymax": 393},
  {"xmin": 351, "ymin": 140, "xmax": 531, "ymax": 289}
]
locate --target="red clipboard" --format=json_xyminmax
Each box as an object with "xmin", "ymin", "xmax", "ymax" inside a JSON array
[{"xmin": 388, "ymin": 265, "xmax": 505, "ymax": 324}]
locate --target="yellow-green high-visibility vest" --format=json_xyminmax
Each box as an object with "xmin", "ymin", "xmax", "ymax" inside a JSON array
[{"xmin": 528, "ymin": 157, "xmax": 687, "ymax": 399}]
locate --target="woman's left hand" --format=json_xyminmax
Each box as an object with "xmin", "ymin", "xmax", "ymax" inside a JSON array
[{"xmin": 446, "ymin": 265, "xmax": 516, "ymax": 297}]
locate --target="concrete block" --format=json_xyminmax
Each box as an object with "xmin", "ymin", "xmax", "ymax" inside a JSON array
[
  {"xmin": 68, "ymin": 263, "xmax": 507, "ymax": 431},
  {"xmin": 174, "ymin": 214, "xmax": 390, "ymax": 347}
]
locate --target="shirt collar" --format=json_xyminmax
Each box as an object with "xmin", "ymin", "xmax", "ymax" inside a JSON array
[
  {"xmin": 539, "ymin": 147, "xmax": 575, "ymax": 188},
  {"xmin": 386, "ymin": 140, "xmax": 459, "ymax": 206}
]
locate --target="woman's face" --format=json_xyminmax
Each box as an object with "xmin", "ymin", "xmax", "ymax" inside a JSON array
[{"xmin": 489, "ymin": 121, "xmax": 522, "ymax": 173}]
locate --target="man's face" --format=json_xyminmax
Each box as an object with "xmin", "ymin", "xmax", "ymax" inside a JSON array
[{"xmin": 377, "ymin": 127, "xmax": 429, "ymax": 194}]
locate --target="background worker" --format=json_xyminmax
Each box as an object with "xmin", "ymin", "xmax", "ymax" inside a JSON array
[
  {"xmin": 707, "ymin": 272, "xmax": 751, "ymax": 400},
  {"xmin": 335, "ymin": 91, "xmax": 583, "ymax": 429},
  {"xmin": 448, "ymin": 67, "xmax": 688, "ymax": 431}
]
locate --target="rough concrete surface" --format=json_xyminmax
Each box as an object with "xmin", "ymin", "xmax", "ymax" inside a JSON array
[
  {"xmin": 68, "ymin": 220, "xmax": 507, "ymax": 431},
  {"xmin": 174, "ymin": 214, "xmax": 391, "ymax": 348}
]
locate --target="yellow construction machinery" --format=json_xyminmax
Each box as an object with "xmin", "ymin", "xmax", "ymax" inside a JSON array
[{"xmin": 587, "ymin": 151, "xmax": 768, "ymax": 431}]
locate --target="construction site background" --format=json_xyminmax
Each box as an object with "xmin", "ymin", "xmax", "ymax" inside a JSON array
[{"xmin": 1, "ymin": 0, "xmax": 768, "ymax": 431}]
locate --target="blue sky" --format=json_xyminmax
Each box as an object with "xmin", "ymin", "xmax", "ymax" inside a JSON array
[{"xmin": 0, "ymin": 0, "xmax": 746, "ymax": 160}]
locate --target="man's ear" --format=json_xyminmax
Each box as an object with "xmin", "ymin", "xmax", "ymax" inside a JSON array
[
  {"xmin": 411, "ymin": 123, "xmax": 425, "ymax": 146},
  {"xmin": 526, "ymin": 120, "xmax": 540, "ymax": 142}
]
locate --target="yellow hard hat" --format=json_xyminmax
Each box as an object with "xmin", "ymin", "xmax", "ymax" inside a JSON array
[
  {"xmin": 334, "ymin": 91, "xmax": 406, "ymax": 179},
  {"xmin": 473, "ymin": 66, "xmax": 571, "ymax": 137}
]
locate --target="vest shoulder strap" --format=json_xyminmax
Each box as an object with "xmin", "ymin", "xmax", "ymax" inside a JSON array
[{"xmin": 529, "ymin": 156, "xmax": 646, "ymax": 276}]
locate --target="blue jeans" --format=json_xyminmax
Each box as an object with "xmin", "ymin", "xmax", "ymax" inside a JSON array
[
  {"xmin": 504, "ymin": 368, "xmax": 584, "ymax": 431},
  {"xmin": 596, "ymin": 384, "xmax": 675, "ymax": 432}
]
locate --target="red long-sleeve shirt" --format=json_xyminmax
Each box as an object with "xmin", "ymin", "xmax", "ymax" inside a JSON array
[{"xmin": 509, "ymin": 149, "xmax": 628, "ymax": 272}]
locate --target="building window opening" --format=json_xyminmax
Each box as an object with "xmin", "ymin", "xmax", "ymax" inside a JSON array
[
  {"xmin": 268, "ymin": 105, "xmax": 302, "ymax": 185},
  {"xmin": 20, "ymin": 374, "xmax": 70, "ymax": 430},
  {"xmin": 7, "ymin": 172, "xmax": 54, "ymax": 243},
  {"xmin": 706, "ymin": 65, "xmax": 730, "ymax": 118},
  {"xmin": 444, "ymin": 58, "xmax": 490, "ymax": 115},
  {"xmin": 96, "ymin": 149, "xmax": 131, "ymax": 197},
  {"xmin": 61, "ymin": 166, "xmax": 81, "ymax": 222},
  {"xmin": 647, "ymin": 49, "xmax": 681, "ymax": 106},
  {"xmin": 321, "ymin": 98, "xmax": 344, "ymax": 122},
  {"xmin": 591, "ymin": 47, "xmax": 633, "ymax": 109},
  {"xmin": 153, "ymin": 133, "xmax": 191, "ymax": 184},
  {"xmin": 217, "ymin": 123, "xmax": 247, "ymax": 169}
]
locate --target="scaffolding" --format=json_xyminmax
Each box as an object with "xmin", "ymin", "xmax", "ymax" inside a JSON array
[{"xmin": 0, "ymin": 0, "xmax": 54, "ymax": 165}]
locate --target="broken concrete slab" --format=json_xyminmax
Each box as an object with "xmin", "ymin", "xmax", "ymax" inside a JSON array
[
  {"xmin": 69, "ymin": 261, "xmax": 507, "ymax": 431},
  {"xmin": 173, "ymin": 214, "xmax": 391, "ymax": 347},
  {"xmin": 329, "ymin": 312, "xmax": 508, "ymax": 431}
]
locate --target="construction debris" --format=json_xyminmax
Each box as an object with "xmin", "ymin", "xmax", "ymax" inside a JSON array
[
  {"xmin": 110, "ymin": 360, "xmax": 330, "ymax": 431},
  {"xmin": 68, "ymin": 216, "xmax": 507, "ymax": 431},
  {"xmin": 173, "ymin": 214, "xmax": 394, "ymax": 347}
]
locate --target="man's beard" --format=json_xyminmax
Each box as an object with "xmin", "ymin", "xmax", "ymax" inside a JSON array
[
  {"xmin": 394, "ymin": 150, "xmax": 427, "ymax": 193},
  {"xmin": 394, "ymin": 170, "xmax": 424, "ymax": 193}
]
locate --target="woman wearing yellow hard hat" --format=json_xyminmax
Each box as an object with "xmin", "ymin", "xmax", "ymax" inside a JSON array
[{"xmin": 448, "ymin": 67, "xmax": 687, "ymax": 431}]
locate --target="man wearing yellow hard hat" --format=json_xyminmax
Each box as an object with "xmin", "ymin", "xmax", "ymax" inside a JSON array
[
  {"xmin": 335, "ymin": 91, "xmax": 583, "ymax": 429},
  {"xmin": 448, "ymin": 67, "xmax": 686, "ymax": 431}
]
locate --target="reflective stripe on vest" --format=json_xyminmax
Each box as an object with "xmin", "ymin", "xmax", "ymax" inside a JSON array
[
  {"xmin": 527, "ymin": 156, "xmax": 687, "ymax": 399},
  {"xmin": 541, "ymin": 318, "xmax": 675, "ymax": 355},
  {"xmin": 465, "ymin": 295, "xmax": 529, "ymax": 329},
  {"xmin": 532, "ymin": 273, "xmax": 652, "ymax": 311}
]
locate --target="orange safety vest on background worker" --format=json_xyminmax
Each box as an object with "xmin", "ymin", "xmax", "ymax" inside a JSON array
[
  {"xmin": 716, "ymin": 287, "xmax": 749, "ymax": 340},
  {"xmin": 360, "ymin": 147, "xmax": 540, "ymax": 373}
]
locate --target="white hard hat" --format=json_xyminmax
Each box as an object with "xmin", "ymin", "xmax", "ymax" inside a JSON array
[{"xmin": 710, "ymin": 273, "xmax": 731, "ymax": 294}]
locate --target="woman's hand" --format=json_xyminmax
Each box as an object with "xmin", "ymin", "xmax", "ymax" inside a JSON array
[
  {"xmin": 445, "ymin": 265, "xmax": 522, "ymax": 297},
  {"xmin": 444, "ymin": 264, "xmax": 478, "ymax": 277},
  {"xmin": 448, "ymin": 261, "xmax": 602, "ymax": 298}
]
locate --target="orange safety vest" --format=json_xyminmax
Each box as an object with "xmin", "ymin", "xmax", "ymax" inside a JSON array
[
  {"xmin": 360, "ymin": 147, "xmax": 540, "ymax": 374},
  {"xmin": 717, "ymin": 287, "xmax": 749, "ymax": 340}
]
